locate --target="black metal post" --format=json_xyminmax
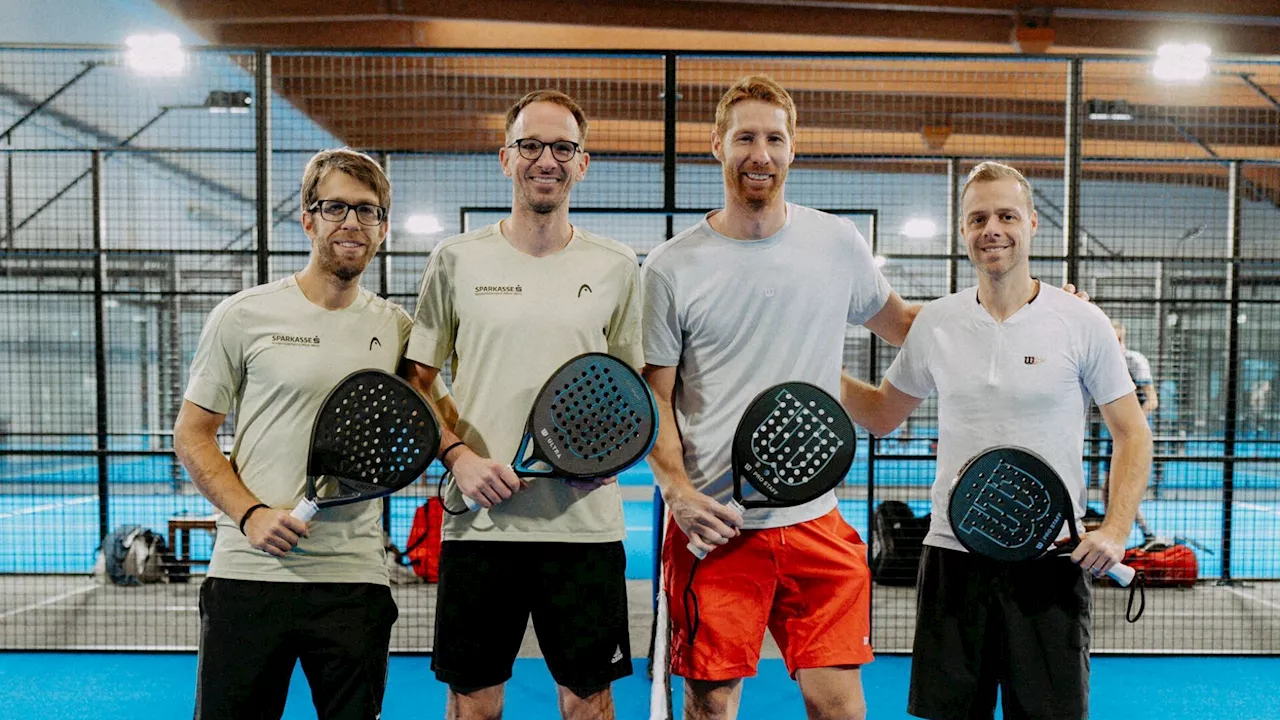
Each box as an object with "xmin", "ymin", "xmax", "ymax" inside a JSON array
[
  {"xmin": 947, "ymin": 157, "xmax": 960, "ymax": 294},
  {"xmin": 255, "ymin": 50, "xmax": 272, "ymax": 284},
  {"xmin": 663, "ymin": 53, "xmax": 677, "ymax": 240},
  {"xmin": 1062, "ymin": 59, "xmax": 1083, "ymax": 288},
  {"xmin": 1220, "ymin": 161, "xmax": 1243, "ymax": 584},
  {"xmin": 91, "ymin": 151, "xmax": 110, "ymax": 541}
]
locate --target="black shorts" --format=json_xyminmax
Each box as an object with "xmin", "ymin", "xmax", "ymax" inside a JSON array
[
  {"xmin": 908, "ymin": 546, "xmax": 1092, "ymax": 720},
  {"xmin": 431, "ymin": 540, "xmax": 632, "ymax": 693},
  {"xmin": 195, "ymin": 578, "xmax": 398, "ymax": 720}
]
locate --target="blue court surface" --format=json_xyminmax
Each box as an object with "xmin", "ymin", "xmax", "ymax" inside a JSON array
[{"xmin": 2, "ymin": 653, "xmax": 1277, "ymax": 720}]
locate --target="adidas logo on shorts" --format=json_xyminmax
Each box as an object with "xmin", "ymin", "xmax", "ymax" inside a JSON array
[{"xmin": 611, "ymin": 645, "xmax": 624, "ymax": 664}]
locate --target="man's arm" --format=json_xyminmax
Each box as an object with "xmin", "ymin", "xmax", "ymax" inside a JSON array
[
  {"xmin": 172, "ymin": 400, "xmax": 308, "ymax": 557},
  {"xmin": 642, "ymin": 364, "xmax": 743, "ymax": 556},
  {"xmin": 862, "ymin": 292, "xmax": 921, "ymax": 347},
  {"xmin": 1072, "ymin": 392, "xmax": 1152, "ymax": 575},
  {"xmin": 840, "ymin": 373, "xmax": 925, "ymax": 438},
  {"xmin": 401, "ymin": 360, "xmax": 521, "ymax": 509}
]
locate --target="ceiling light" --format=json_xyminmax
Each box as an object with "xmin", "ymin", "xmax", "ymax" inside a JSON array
[
  {"xmin": 405, "ymin": 214, "xmax": 443, "ymax": 235},
  {"xmin": 124, "ymin": 33, "xmax": 186, "ymax": 76},
  {"xmin": 1153, "ymin": 42, "xmax": 1211, "ymax": 82},
  {"xmin": 902, "ymin": 218, "xmax": 937, "ymax": 239},
  {"xmin": 205, "ymin": 90, "xmax": 251, "ymax": 114}
]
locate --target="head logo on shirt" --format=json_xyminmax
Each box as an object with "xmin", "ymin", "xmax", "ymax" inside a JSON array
[
  {"xmin": 369, "ymin": 337, "xmax": 381, "ymax": 351},
  {"xmin": 578, "ymin": 283, "xmax": 592, "ymax": 297}
]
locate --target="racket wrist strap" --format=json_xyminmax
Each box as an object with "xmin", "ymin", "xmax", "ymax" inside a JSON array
[
  {"xmin": 239, "ymin": 503, "xmax": 269, "ymax": 534},
  {"xmin": 440, "ymin": 441, "xmax": 467, "ymax": 467}
]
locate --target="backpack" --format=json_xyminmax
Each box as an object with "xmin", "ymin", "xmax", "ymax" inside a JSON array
[
  {"xmin": 95, "ymin": 525, "xmax": 171, "ymax": 586},
  {"xmin": 1120, "ymin": 538, "xmax": 1199, "ymax": 588},
  {"xmin": 403, "ymin": 498, "xmax": 444, "ymax": 582},
  {"xmin": 870, "ymin": 500, "xmax": 930, "ymax": 586}
]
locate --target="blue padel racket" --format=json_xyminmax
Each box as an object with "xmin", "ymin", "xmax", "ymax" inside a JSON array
[
  {"xmin": 292, "ymin": 370, "xmax": 440, "ymax": 522},
  {"xmin": 948, "ymin": 445, "xmax": 1136, "ymax": 587},
  {"xmin": 462, "ymin": 352, "xmax": 658, "ymax": 511},
  {"xmin": 688, "ymin": 382, "xmax": 856, "ymax": 558}
]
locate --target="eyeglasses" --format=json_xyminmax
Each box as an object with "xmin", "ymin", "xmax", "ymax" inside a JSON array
[
  {"xmin": 507, "ymin": 138, "xmax": 582, "ymax": 163},
  {"xmin": 308, "ymin": 200, "xmax": 387, "ymax": 226}
]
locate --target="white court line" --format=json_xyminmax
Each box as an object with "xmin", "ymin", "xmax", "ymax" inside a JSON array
[
  {"xmin": 1222, "ymin": 585, "xmax": 1280, "ymax": 612},
  {"xmin": 0, "ymin": 496, "xmax": 95, "ymax": 520},
  {"xmin": 1237, "ymin": 502, "xmax": 1280, "ymax": 518},
  {"xmin": 0, "ymin": 583, "xmax": 98, "ymax": 620}
]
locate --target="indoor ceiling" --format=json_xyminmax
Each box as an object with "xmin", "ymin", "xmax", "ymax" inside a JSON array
[{"xmin": 156, "ymin": 1, "xmax": 1280, "ymax": 201}]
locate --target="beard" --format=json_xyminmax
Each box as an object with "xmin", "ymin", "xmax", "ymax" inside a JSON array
[
  {"xmin": 724, "ymin": 162, "xmax": 787, "ymax": 211},
  {"xmin": 316, "ymin": 232, "xmax": 373, "ymax": 282}
]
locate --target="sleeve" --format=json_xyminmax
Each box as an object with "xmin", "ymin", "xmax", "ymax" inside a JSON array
[
  {"xmin": 606, "ymin": 260, "xmax": 645, "ymax": 370},
  {"xmin": 393, "ymin": 303, "xmax": 450, "ymax": 402},
  {"xmin": 183, "ymin": 298, "xmax": 245, "ymax": 415},
  {"xmin": 641, "ymin": 260, "xmax": 682, "ymax": 368},
  {"xmin": 882, "ymin": 307, "xmax": 936, "ymax": 400},
  {"xmin": 1080, "ymin": 307, "xmax": 1136, "ymax": 406},
  {"xmin": 842, "ymin": 218, "xmax": 893, "ymax": 327},
  {"xmin": 404, "ymin": 247, "xmax": 457, "ymax": 371},
  {"xmin": 1129, "ymin": 351, "xmax": 1154, "ymax": 386}
]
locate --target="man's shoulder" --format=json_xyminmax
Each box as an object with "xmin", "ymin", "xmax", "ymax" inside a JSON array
[
  {"xmin": 917, "ymin": 288, "xmax": 976, "ymax": 324},
  {"xmin": 643, "ymin": 220, "xmax": 714, "ymax": 273},
  {"xmin": 573, "ymin": 227, "xmax": 639, "ymax": 265},
  {"xmin": 212, "ymin": 277, "xmax": 296, "ymax": 316},
  {"xmin": 433, "ymin": 224, "xmax": 502, "ymax": 256}
]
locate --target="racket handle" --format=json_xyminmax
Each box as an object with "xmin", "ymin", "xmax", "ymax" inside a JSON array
[
  {"xmin": 685, "ymin": 499, "xmax": 746, "ymax": 559},
  {"xmin": 463, "ymin": 494, "xmax": 480, "ymax": 512},
  {"xmin": 1107, "ymin": 561, "xmax": 1136, "ymax": 587},
  {"xmin": 291, "ymin": 499, "xmax": 318, "ymax": 522}
]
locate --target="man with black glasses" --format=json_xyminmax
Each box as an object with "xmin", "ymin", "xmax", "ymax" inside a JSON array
[
  {"xmin": 175, "ymin": 148, "xmax": 449, "ymax": 719},
  {"xmin": 404, "ymin": 90, "xmax": 643, "ymax": 720}
]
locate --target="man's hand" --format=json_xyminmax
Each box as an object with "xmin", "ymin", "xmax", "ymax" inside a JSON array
[
  {"xmin": 564, "ymin": 476, "xmax": 618, "ymax": 492},
  {"xmin": 665, "ymin": 484, "xmax": 743, "ymax": 557},
  {"xmin": 452, "ymin": 448, "xmax": 524, "ymax": 509},
  {"xmin": 1065, "ymin": 524, "xmax": 1127, "ymax": 577},
  {"xmin": 245, "ymin": 508, "xmax": 309, "ymax": 558},
  {"xmin": 1062, "ymin": 283, "xmax": 1091, "ymax": 302}
]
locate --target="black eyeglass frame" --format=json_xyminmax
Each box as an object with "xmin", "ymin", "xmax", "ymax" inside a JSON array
[
  {"xmin": 506, "ymin": 138, "xmax": 583, "ymax": 163},
  {"xmin": 307, "ymin": 199, "xmax": 388, "ymax": 226}
]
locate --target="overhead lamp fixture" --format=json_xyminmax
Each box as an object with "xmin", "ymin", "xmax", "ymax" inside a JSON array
[
  {"xmin": 1011, "ymin": 14, "xmax": 1055, "ymax": 54},
  {"xmin": 204, "ymin": 90, "xmax": 252, "ymax": 114},
  {"xmin": 1085, "ymin": 99, "xmax": 1134, "ymax": 121},
  {"xmin": 902, "ymin": 218, "xmax": 938, "ymax": 239},
  {"xmin": 405, "ymin": 214, "xmax": 444, "ymax": 235},
  {"xmin": 1153, "ymin": 42, "xmax": 1211, "ymax": 82},
  {"xmin": 124, "ymin": 33, "xmax": 186, "ymax": 76}
]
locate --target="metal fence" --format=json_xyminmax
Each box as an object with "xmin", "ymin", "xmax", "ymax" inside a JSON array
[{"xmin": 0, "ymin": 46, "xmax": 1277, "ymax": 654}]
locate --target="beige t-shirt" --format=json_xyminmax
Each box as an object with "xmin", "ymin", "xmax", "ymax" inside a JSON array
[
  {"xmin": 185, "ymin": 275, "xmax": 444, "ymax": 584},
  {"xmin": 407, "ymin": 223, "xmax": 644, "ymax": 542}
]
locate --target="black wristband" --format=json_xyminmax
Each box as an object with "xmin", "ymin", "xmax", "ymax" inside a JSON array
[
  {"xmin": 440, "ymin": 441, "xmax": 466, "ymax": 466},
  {"xmin": 238, "ymin": 503, "xmax": 268, "ymax": 535}
]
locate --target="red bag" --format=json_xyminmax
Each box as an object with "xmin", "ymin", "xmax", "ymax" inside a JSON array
[
  {"xmin": 1122, "ymin": 540, "xmax": 1198, "ymax": 587},
  {"xmin": 405, "ymin": 498, "xmax": 444, "ymax": 582}
]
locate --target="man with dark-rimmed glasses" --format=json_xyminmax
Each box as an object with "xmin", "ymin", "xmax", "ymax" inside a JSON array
[
  {"xmin": 176, "ymin": 148, "xmax": 450, "ymax": 719},
  {"xmin": 404, "ymin": 90, "xmax": 643, "ymax": 720}
]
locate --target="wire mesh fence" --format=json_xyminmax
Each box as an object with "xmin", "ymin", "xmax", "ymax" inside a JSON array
[{"xmin": 0, "ymin": 46, "xmax": 1277, "ymax": 654}]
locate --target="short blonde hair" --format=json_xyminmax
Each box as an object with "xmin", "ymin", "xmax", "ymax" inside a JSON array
[
  {"xmin": 960, "ymin": 161, "xmax": 1035, "ymax": 215},
  {"xmin": 504, "ymin": 89, "xmax": 589, "ymax": 145},
  {"xmin": 300, "ymin": 148, "xmax": 391, "ymax": 215},
  {"xmin": 715, "ymin": 75, "xmax": 797, "ymax": 141}
]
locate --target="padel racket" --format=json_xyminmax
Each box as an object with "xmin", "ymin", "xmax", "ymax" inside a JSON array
[
  {"xmin": 687, "ymin": 382, "xmax": 857, "ymax": 558},
  {"xmin": 948, "ymin": 445, "xmax": 1136, "ymax": 587},
  {"xmin": 292, "ymin": 370, "xmax": 441, "ymax": 522},
  {"xmin": 461, "ymin": 352, "xmax": 658, "ymax": 511}
]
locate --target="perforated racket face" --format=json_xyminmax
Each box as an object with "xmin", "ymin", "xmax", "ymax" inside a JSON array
[
  {"xmin": 948, "ymin": 446, "xmax": 1070, "ymax": 563},
  {"xmin": 526, "ymin": 353, "xmax": 657, "ymax": 478},
  {"xmin": 731, "ymin": 382, "xmax": 857, "ymax": 506},
  {"xmin": 308, "ymin": 370, "xmax": 440, "ymax": 504}
]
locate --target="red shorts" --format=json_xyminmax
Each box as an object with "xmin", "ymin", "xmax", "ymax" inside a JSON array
[{"xmin": 662, "ymin": 507, "xmax": 874, "ymax": 681}]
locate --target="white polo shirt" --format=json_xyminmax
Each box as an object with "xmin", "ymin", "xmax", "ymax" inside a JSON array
[{"xmin": 884, "ymin": 283, "xmax": 1135, "ymax": 552}]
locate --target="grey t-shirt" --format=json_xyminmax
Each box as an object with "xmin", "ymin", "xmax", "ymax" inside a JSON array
[{"xmin": 642, "ymin": 204, "xmax": 891, "ymax": 529}]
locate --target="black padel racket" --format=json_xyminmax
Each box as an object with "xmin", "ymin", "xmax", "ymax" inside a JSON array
[
  {"xmin": 292, "ymin": 370, "xmax": 441, "ymax": 522},
  {"xmin": 948, "ymin": 445, "xmax": 1136, "ymax": 586},
  {"xmin": 688, "ymin": 382, "xmax": 857, "ymax": 558},
  {"xmin": 462, "ymin": 352, "xmax": 658, "ymax": 511}
]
